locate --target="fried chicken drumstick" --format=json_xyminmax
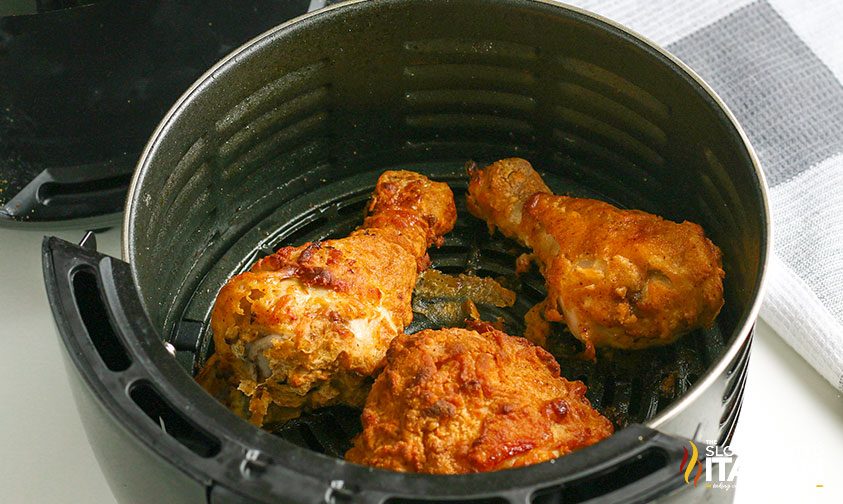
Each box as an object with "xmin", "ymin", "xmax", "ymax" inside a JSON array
[
  {"xmin": 345, "ymin": 326, "xmax": 613, "ymax": 473},
  {"xmin": 197, "ymin": 171, "xmax": 456, "ymax": 426},
  {"xmin": 466, "ymin": 158, "xmax": 724, "ymax": 360}
]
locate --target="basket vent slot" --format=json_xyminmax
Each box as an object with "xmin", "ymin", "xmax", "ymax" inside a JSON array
[
  {"xmin": 723, "ymin": 339, "xmax": 751, "ymax": 403},
  {"xmin": 531, "ymin": 448, "xmax": 667, "ymax": 504},
  {"xmin": 129, "ymin": 381, "xmax": 221, "ymax": 458},
  {"xmin": 71, "ymin": 268, "xmax": 131, "ymax": 371}
]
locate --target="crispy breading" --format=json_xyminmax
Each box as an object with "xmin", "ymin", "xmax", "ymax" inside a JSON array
[
  {"xmin": 345, "ymin": 327, "xmax": 613, "ymax": 473},
  {"xmin": 196, "ymin": 171, "xmax": 456, "ymax": 425},
  {"xmin": 467, "ymin": 158, "xmax": 725, "ymax": 360}
]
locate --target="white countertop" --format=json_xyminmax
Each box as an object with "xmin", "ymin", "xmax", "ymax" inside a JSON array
[{"xmin": 1, "ymin": 226, "xmax": 841, "ymax": 503}]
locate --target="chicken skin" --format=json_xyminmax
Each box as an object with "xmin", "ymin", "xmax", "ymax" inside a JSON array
[
  {"xmin": 466, "ymin": 158, "xmax": 725, "ymax": 360},
  {"xmin": 197, "ymin": 171, "xmax": 457, "ymax": 426},
  {"xmin": 345, "ymin": 327, "xmax": 613, "ymax": 473}
]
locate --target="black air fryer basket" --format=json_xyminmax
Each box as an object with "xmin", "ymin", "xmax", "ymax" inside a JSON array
[{"xmin": 43, "ymin": 1, "xmax": 770, "ymax": 502}]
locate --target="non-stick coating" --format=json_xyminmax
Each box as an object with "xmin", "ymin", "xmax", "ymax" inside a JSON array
[{"xmin": 125, "ymin": 0, "xmax": 767, "ymax": 470}]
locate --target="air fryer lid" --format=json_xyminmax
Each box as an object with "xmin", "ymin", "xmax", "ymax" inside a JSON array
[{"xmin": 43, "ymin": 0, "xmax": 768, "ymax": 502}]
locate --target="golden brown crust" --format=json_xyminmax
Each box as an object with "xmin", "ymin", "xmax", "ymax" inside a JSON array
[
  {"xmin": 466, "ymin": 158, "xmax": 552, "ymax": 238},
  {"xmin": 466, "ymin": 158, "xmax": 725, "ymax": 359},
  {"xmin": 197, "ymin": 171, "xmax": 456, "ymax": 425},
  {"xmin": 361, "ymin": 170, "xmax": 458, "ymax": 270},
  {"xmin": 345, "ymin": 327, "xmax": 613, "ymax": 474}
]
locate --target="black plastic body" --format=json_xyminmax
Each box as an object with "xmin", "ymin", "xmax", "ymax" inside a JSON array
[
  {"xmin": 45, "ymin": 237, "xmax": 732, "ymax": 504},
  {"xmin": 0, "ymin": 0, "xmax": 310, "ymax": 227}
]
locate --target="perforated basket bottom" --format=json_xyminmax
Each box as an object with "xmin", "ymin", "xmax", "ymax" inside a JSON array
[{"xmin": 169, "ymin": 161, "xmax": 722, "ymax": 458}]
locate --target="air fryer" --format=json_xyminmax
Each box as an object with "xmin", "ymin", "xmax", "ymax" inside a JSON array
[{"xmin": 42, "ymin": 1, "xmax": 770, "ymax": 502}]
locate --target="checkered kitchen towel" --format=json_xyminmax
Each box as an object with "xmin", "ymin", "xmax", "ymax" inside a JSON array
[{"xmin": 558, "ymin": 0, "xmax": 843, "ymax": 391}]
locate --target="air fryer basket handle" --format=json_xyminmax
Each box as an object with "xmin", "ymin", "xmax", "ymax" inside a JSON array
[{"xmin": 4, "ymin": 159, "xmax": 132, "ymax": 222}]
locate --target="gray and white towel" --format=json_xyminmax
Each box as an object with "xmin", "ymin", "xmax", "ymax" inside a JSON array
[{"xmin": 562, "ymin": 0, "xmax": 843, "ymax": 391}]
